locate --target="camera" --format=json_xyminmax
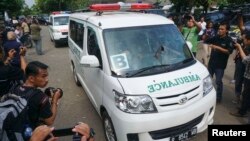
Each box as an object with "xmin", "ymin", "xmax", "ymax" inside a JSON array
[
  {"xmin": 183, "ymin": 13, "xmax": 192, "ymax": 20},
  {"xmin": 44, "ymin": 87, "xmax": 63, "ymax": 98}
]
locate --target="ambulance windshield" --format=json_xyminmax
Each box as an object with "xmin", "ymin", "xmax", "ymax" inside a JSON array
[{"xmin": 103, "ymin": 24, "xmax": 194, "ymax": 77}]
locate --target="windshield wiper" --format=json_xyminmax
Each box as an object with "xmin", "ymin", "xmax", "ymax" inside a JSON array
[
  {"xmin": 182, "ymin": 58, "xmax": 194, "ymax": 64},
  {"xmin": 127, "ymin": 64, "xmax": 170, "ymax": 77}
]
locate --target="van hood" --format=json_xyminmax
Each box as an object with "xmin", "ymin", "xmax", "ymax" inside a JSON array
[{"xmin": 117, "ymin": 62, "xmax": 207, "ymax": 95}]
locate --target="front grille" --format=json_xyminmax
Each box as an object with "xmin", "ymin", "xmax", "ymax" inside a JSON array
[
  {"xmin": 156, "ymin": 86, "xmax": 199, "ymax": 100},
  {"xmin": 155, "ymin": 86, "xmax": 200, "ymax": 107},
  {"xmin": 149, "ymin": 114, "xmax": 204, "ymax": 140},
  {"xmin": 62, "ymin": 32, "xmax": 68, "ymax": 35}
]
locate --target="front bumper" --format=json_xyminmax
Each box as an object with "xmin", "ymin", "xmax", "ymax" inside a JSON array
[{"xmin": 110, "ymin": 88, "xmax": 216, "ymax": 141}]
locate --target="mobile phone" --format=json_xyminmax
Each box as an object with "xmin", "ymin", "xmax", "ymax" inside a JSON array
[{"xmin": 52, "ymin": 127, "xmax": 74, "ymax": 137}]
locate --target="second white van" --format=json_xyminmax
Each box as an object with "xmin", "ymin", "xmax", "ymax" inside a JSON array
[{"xmin": 49, "ymin": 11, "xmax": 70, "ymax": 47}]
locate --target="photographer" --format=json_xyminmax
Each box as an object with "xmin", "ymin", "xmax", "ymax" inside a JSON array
[
  {"xmin": 230, "ymin": 31, "xmax": 250, "ymax": 121},
  {"xmin": 29, "ymin": 123, "xmax": 95, "ymax": 141},
  {"xmin": 181, "ymin": 14, "xmax": 202, "ymax": 57},
  {"xmin": 204, "ymin": 22, "xmax": 234, "ymax": 103},
  {"xmin": 12, "ymin": 61, "xmax": 62, "ymax": 129},
  {"xmin": 0, "ymin": 46, "xmax": 27, "ymax": 96},
  {"xmin": 3, "ymin": 31, "xmax": 23, "ymax": 68}
]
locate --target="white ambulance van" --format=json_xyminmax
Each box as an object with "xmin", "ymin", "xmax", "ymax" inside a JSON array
[
  {"xmin": 49, "ymin": 11, "xmax": 70, "ymax": 47},
  {"xmin": 68, "ymin": 3, "xmax": 216, "ymax": 141}
]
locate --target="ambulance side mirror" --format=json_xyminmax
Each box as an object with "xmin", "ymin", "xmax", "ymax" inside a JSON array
[
  {"xmin": 80, "ymin": 55, "xmax": 100, "ymax": 68},
  {"xmin": 186, "ymin": 41, "xmax": 192, "ymax": 50}
]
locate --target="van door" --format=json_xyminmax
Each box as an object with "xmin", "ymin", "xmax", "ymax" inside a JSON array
[
  {"xmin": 68, "ymin": 19, "xmax": 85, "ymax": 86},
  {"xmin": 80, "ymin": 25, "xmax": 104, "ymax": 110}
]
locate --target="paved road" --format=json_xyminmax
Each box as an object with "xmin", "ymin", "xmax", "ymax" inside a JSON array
[{"xmin": 25, "ymin": 26, "xmax": 248, "ymax": 141}]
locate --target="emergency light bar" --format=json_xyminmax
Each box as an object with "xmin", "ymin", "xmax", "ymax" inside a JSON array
[
  {"xmin": 51, "ymin": 11, "xmax": 71, "ymax": 15},
  {"xmin": 89, "ymin": 3, "xmax": 152, "ymax": 11}
]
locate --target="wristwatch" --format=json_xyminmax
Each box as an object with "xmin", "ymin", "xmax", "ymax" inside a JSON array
[{"xmin": 88, "ymin": 128, "xmax": 95, "ymax": 140}]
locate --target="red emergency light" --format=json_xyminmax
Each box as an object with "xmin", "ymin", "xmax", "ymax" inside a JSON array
[
  {"xmin": 131, "ymin": 3, "xmax": 152, "ymax": 10},
  {"xmin": 52, "ymin": 11, "xmax": 61, "ymax": 15},
  {"xmin": 51, "ymin": 11, "xmax": 70, "ymax": 15},
  {"xmin": 89, "ymin": 3, "xmax": 152, "ymax": 11},
  {"xmin": 90, "ymin": 4, "xmax": 120, "ymax": 11}
]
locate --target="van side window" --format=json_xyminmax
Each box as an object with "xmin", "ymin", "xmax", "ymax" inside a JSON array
[
  {"xmin": 87, "ymin": 28, "xmax": 102, "ymax": 67},
  {"xmin": 70, "ymin": 20, "xmax": 84, "ymax": 49},
  {"xmin": 70, "ymin": 21, "xmax": 76, "ymax": 42}
]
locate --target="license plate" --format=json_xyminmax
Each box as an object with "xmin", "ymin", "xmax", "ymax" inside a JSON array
[{"xmin": 170, "ymin": 127, "xmax": 197, "ymax": 141}]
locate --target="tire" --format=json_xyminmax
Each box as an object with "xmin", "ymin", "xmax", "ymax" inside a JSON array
[
  {"xmin": 54, "ymin": 41, "xmax": 59, "ymax": 48},
  {"xmin": 102, "ymin": 111, "xmax": 117, "ymax": 141},
  {"xmin": 71, "ymin": 62, "xmax": 81, "ymax": 86}
]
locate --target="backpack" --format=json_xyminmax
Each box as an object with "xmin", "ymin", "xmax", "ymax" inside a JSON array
[{"xmin": 0, "ymin": 89, "xmax": 34, "ymax": 141}]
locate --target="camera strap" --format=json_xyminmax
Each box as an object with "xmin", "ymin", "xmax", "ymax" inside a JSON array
[{"xmin": 185, "ymin": 28, "xmax": 192, "ymax": 41}]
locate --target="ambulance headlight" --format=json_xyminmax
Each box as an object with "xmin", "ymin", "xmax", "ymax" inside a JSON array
[
  {"xmin": 53, "ymin": 29, "xmax": 60, "ymax": 33},
  {"xmin": 203, "ymin": 75, "xmax": 213, "ymax": 96},
  {"xmin": 114, "ymin": 90, "xmax": 157, "ymax": 114}
]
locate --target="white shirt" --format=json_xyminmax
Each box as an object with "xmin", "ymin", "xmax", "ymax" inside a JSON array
[{"xmin": 198, "ymin": 21, "xmax": 207, "ymax": 36}]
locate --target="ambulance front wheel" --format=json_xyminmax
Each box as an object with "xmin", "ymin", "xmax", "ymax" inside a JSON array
[{"xmin": 102, "ymin": 111, "xmax": 117, "ymax": 141}]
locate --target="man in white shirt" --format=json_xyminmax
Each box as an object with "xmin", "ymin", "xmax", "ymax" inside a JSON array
[{"xmin": 198, "ymin": 16, "xmax": 207, "ymax": 40}]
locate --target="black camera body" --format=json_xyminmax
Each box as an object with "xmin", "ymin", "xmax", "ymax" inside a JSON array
[
  {"xmin": 44, "ymin": 87, "xmax": 63, "ymax": 98},
  {"xmin": 183, "ymin": 12, "xmax": 192, "ymax": 20}
]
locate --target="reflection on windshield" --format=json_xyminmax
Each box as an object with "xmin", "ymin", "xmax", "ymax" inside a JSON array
[
  {"xmin": 54, "ymin": 16, "xmax": 69, "ymax": 26},
  {"xmin": 103, "ymin": 24, "xmax": 193, "ymax": 77}
]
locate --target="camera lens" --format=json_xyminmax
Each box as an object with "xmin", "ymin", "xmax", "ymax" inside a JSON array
[{"xmin": 44, "ymin": 87, "xmax": 56, "ymax": 97}]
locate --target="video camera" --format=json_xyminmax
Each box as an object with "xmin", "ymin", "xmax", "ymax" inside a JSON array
[{"xmin": 44, "ymin": 87, "xmax": 63, "ymax": 98}]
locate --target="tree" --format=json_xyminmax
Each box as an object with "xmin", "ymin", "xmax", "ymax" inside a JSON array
[
  {"xmin": 21, "ymin": 5, "xmax": 32, "ymax": 16},
  {"xmin": 0, "ymin": 0, "xmax": 24, "ymax": 16},
  {"xmin": 169, "ymin": 0, "xmax": 191, "ymax": 13},
  {"xmin": 169, "ymin": 0, "xmax": 230, "ymax": 13},
  {"xmin": 35, "ymin": 0, "xmax": 89, "ymax": 13}
]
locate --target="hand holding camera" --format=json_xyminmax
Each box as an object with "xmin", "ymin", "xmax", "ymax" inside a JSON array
[
  {"xmin": 184, "ymin": 14, "xmax": 192, "ymax": 20},
  {"xmin": 44, "ymin": 87, "xmax": 63, "ymax": 99},
  {"xmin": 20, "ymin": 46, "xmax": 27, "ymax": 56},
  {"xmin": 32, "ymin": 122, "xmax": 95, "ymax": 141},
  {"xmin": 72, "ymin": 122, "xmax": 95, "ymax": 141},
  {"xmin": 233, "ymin": 42, "xmax": 241, "ymax": 49}
]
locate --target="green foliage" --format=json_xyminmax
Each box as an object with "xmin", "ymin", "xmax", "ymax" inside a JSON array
[
  {"xmin": 0, "ymin": 0, "xmax": 24, "ymax": 16},
  {"xmin": 21, "ymin": 5, "xmax": 32, "ymax": 16},
  {"xmin": 11, "ymin": 0, "xmax": 249, "ymax": 16},
  {"xmin": 34, "ymin": 0, "xmax": 128, "ymax": 13},
  {"xmin": 35, "ymin": 0, "xmax": 90, "ymax": 13}
]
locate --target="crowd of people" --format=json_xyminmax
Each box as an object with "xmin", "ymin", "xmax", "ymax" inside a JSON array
[
  {"xmin": 171, "ymin": 12, "xmax": 250, "ymax": 123},
  {"xmin": 0, "ymin": 17, "xmax": 94, "ymax": 141},
  {"xmin": 1, "ymin": 16, "xmax": 43, "ymax": 56}
]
